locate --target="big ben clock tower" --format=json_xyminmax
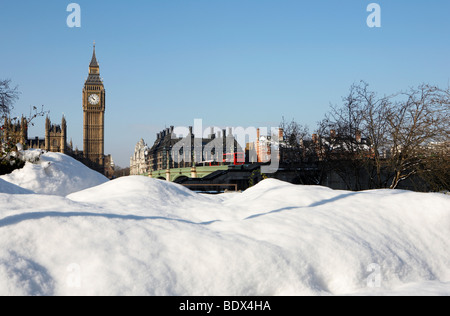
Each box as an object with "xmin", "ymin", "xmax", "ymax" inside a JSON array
[{"xmin": 82, "ymin": 42, "xmax": 105, "ymax": 173}]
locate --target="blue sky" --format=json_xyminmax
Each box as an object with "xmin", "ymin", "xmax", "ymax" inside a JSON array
[{"xmin": 1, "ymin": 0, "xmax": 449, "ymax": 167}]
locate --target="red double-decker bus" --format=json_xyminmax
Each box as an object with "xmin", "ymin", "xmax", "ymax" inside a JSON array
[{"xmin": 223, "ymin": 152, "xmax": 245, "ymax": 165}]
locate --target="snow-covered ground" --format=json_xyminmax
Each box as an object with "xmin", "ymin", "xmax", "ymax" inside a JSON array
[
  {"xmin": 0, "ymin": 150, "xmax": 108, "ymax": 196},
  {"xmin": 0, "ymin": 152, "xmax": 449, "ymax": 296}
]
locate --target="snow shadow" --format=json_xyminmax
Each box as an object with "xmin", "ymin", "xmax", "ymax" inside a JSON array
[
  {"xmin": 0, "ymin": 251, "xmax": 55, "ymax": 296},
  {"xmin": 0, "ymin": 211, "xmax": 220, "ymax": 228},
  {"xmin": 307, "ymin": 192, "xmax": 359, "ymax": 207},
  {"xmin": 244, "ymin": 192, "xmax": 359, "ymax": 220},
  {"xmin": 244, "ymin": 206, "xmax": 299, "ymax": 220}
]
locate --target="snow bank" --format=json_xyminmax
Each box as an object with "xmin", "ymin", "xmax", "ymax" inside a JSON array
[
  {"xmin": 67, "ymin": 176, "xmax": 232, "ymax": 222},
  {"xmin": 0, "ymin": 178, "xmax": 34, "ymax": 195},
  {"xmin": 0, "ymin": 151, "xmax": 109, "ymax": 196},
  {"xmin": 0, "ymin": 177, "xmax": 449, "ymax": 296}
]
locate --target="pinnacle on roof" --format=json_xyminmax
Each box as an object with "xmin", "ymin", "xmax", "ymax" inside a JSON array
[{"xmin": 90, "ymin": 42, "xmax": 99, "ymax": 68}]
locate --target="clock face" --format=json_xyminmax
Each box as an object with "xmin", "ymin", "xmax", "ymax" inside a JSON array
[{"xmin": 88, "ymin": 94, "xmax": 100, "ymax": 105}]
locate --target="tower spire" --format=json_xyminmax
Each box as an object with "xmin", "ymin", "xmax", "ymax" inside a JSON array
[{"xmin": 90, "ymin": 41, "xmax": 99, "ymax": 68}]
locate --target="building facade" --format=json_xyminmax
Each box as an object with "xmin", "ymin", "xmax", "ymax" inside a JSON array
[
  {"xmin": 45, "ymin": 116, "xmax": 67, "ymax": 153},
  {"xmin": 1, "ymin": 116, "xmax": 71, "ymax": 154},
  {"xmin": 254, "ymin": 128, "xmax": 284, "ymax": 163},
  {"xmin": 1, "ymin": 44, "xmax": 114, "ymax": 178},
  {"xmin": 130, "ymin": 139, "xmax": 150, "ymax": 176},
  {"xmin": 130, "ymin": 127, "xmax": 245, "ymax": 175}
]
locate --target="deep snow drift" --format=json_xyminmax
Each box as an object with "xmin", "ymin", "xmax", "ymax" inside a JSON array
[
  {"xmin": 0, "ymin": 153, "xmax": 449, "ymax": 296},
  {"xmin": 0, "ymin": 151, "xmax": 109, "ymax": 196},
  {"xmin": 0, "ymin": 178, "xmax": 34, "ymax": 195}
]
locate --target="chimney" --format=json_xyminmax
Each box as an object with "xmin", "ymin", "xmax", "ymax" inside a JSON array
[
  {"xmin": 209, "ymin": 127, "xmax": 215, "ymax": 139},
  {"xmin": 189, "ymin": 126, "xmax": 193, "ymax": 136},
  {"xmin": 228, "ymin": 127, "xmax": 232, "ymax": 137},
  {"xmin": 222, "ymin": 129, "xmax": 226, "ymax": 138},
  {"xmin": 278, "ymin": 128, "xmax": 284, "ymax": 141},
  {"xmin": 330, "ymin": 129, "xmax": 336, "ymax": 139},
  {"xmin": 356, "ymin": 130, "xmax": 361, "ymax": 143},
  {"xmin": 256, "ymin": 128, "xmax": 261, "ymax": 163}
]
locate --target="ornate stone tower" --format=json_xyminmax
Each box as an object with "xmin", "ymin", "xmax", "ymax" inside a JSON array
[
  {"xmin": 82, "ymin": 43, "xmax": 105, "ymax": 173},
  {"xmin": 45, "ymin": 115, "xmax": 67, "ymax": 153}
]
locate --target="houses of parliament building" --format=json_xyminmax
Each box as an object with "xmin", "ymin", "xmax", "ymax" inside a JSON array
[{"xmin": 1, "ymin": 44, "xmax": 114, "ymax": 178}]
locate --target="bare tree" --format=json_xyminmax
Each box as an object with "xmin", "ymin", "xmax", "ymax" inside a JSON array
[
  {"xmin": 0, "ymin": 79, "xmax": 20, "ymax": 118},
  {"xmin": 346, "ymin": 81, "xmax": 392, "ymax": 188},
  {"xmin": 318, "ymin": 82, "xmax": 382, "ymax": 190},
  {"xmin": 322, "ymin": 82, "xmax": 450, "ymax": 190},
  {"xmin": 1, "ymin": 80, "xmax": 48, "ymax": 175},
  {"xmin": 417, "ymin": 141, "xmax": 450, "ymax": 191},
  {"xmin": 386, "ymin": 84, "xmax": 450, "ymax": 189},
  {"xmin": 113, "ymin": 166, "xmax": 130, "ymax": 178},
  {"xmin": 279, "ymin": 117, "xmax": 327, "ymax": 185},
  {"xmin": 279, "ymin": 116, "xmax": 310, "ymax": 164}
]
